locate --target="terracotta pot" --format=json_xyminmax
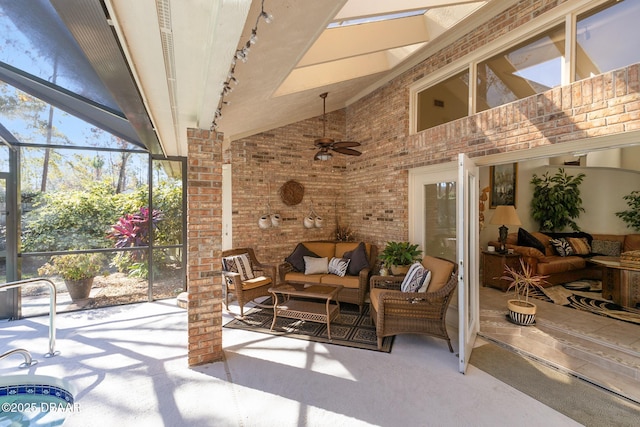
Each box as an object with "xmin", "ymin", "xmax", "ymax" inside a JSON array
[
  {"xmin": 507, "ymin": 299, "xmax": 537, "ymax": 325},
  {"xmin": 391, "ymin": 265, "xmax": 410, "ymax": 275},
  {"xmin": 65, "ymin": 277, "xmax": 94, "ymax": 301}
]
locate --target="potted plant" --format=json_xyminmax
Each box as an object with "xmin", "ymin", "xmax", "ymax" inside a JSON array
[
  {"xmin": 500, "ymin": 259, "xmax": 548, "ymax": 326},
  {"xmin": 379, "ymin": 241, "xmax": 423, "ymax": 275},
  {"xmin": 616, "ymin": 190, "xmax": 640, "ymax": 230},
  {"xmin": 530, "ymin": 168, "xmax": 585, "ymax": 232},
  {"xmin": 39, "ymin": 253, "xmax": 107, "ymax": 302}
]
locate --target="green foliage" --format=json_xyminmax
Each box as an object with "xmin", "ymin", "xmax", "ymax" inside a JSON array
[
  {"xmin": 22, "ymin": 181, "xmax": 120, "ymax": 251},
  {"xmin": 21, "ymin": 180, "xmax": 182, "ymax": 254},
  {"xmin": 379, "ymin": 241, "xmax": 423, "ymax": 267},
  {"xmin": 615, "ymin": 191, "xmax": 640, "ymax": 230},
  {"xmin": 38, "ymin": 253, "xmax": 107, "ymax": 281},
  {"xmin": 153, "ymin": 180, "xmax": 183, "ymax": 245},
  {"xmin": 530, "ymin": 168, "xmax": 586, "ymax": 232}
]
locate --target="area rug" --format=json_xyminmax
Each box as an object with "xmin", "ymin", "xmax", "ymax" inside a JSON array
[
  {"xmin": 470, "ymin": 342, "xmax": 640, "ymax": 426},
  {"xmin": 529, "ymin": 280, "xmax": 640, "ymax": 325},
  {"xmin": 223, "ymin": 300, "xmax": 394, "ymax": 353}
]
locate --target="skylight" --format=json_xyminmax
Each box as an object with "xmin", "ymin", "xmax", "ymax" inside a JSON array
[{"xmin": 328, "ymin": 10, "xmax": 427, "ymax": 28}]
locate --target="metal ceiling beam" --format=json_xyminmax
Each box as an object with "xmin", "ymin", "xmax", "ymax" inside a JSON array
[
  {"xmin": 50, "ymin": 0, "xmax": 164, "ymax": 155},
  {"xmin": 0, "ymin": 62, "xmax": 144, "ymax": 147}
]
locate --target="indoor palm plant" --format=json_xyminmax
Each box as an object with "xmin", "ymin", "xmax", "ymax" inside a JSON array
[
  {"xmin": 379, "ymin": 241, "xmax": 423, "ymax": 275},
  {"xmin": 530, "ymin": 168, "xmax": 586, "ymax": 232},
  {"xmin": 39, "ymin": 253, "xmax": 107, "ymax": 302},
  {"xmin": 500, "ymin": 259, "xmax": 548, "ymax": 325}
]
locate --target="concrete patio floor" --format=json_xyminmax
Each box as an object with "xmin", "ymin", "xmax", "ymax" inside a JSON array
[{"xmin": 0, "ymin": 299, "xmax": 580, "ymax": 426}]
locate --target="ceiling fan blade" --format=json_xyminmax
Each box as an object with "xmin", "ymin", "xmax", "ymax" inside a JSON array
[
  {"xmin": 333, "ymin": 141, "xmax": 361, "ymax": 148},
  {"xmin": 332, "ymin": 147, "xmax": 362, "ymax": 156},
  {"xmin": 314, "ymin": 137, "xmax": 334, "ymax": 147}
]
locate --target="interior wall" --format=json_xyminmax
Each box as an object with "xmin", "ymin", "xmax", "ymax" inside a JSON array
[{"xmin": 479, "ymin": 159, "xmax": 640, "ymax": 250}]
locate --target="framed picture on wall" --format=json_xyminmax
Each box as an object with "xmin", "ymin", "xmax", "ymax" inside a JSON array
[{"xmin": 489, "ymin": 163, "xmax": 517, "ymax": 208}]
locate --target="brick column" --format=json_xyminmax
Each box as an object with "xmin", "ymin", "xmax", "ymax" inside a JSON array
[{"xmin": 186, "ymin": 128, "xmax": 223, "ymax": 365}]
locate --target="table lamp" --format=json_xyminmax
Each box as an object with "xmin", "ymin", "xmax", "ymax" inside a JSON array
[{"xmin": 490, "ymin": 205, "xmax": 522, "ymax": 253}]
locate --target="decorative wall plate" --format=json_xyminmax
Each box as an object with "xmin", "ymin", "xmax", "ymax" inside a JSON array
[{"xmin": 279, "ymin": 180, "xmax": 304, "ymax": 206}]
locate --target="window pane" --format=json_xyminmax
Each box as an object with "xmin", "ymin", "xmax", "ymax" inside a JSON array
[
  {"xmin": 20, "ymin": 147, "xmax": 149, "ymax": 252},
  {"xmin": 477, "ymin": 25, "xmax": 564, "ymax": 112},
  {"xmin": 0, "ymin": 83, "xmax": 140, "ymax": 150},
  {"xmin": 424, "ymin": 182, "xmax": 456, "ymax": 261},
  {"xmin": 417, "ymin": 70, "xmax": 469, "ymax": 131},
  {"xmin": 0, "ymin": 0, "xmax": 121, "ymax": 112},
  {"xmin": 576, "ymin": 0, "xmax": 640, "ymax": 81}
]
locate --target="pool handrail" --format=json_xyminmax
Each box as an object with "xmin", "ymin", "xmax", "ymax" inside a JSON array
[
  {"xmin": 0, "ymin": 278, "xmax": 58, "ymax": 357},
  {"xmin": 0, "ymin": 348, "xmax": 37, "ymax": 368}
]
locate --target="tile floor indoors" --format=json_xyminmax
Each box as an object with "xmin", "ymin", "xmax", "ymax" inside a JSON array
[
  {"xmin": 0, "ymin": 297, "xmax": 585, "ymax": 427},
  {"xmin": 479, "ymin": 286, "xmax": 640, "ymax": 405}
]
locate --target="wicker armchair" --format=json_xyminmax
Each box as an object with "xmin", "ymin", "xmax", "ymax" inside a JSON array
[
  {"xmin": 369, "ymin": 256, "xmax": 458, "ymax": 352},
  {"xmin": 221, "ymin": 248, "xmax": 277, "ymax": 317}
]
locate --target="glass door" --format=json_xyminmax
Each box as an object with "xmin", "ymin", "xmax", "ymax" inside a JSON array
[{"xmin": 457, "ymin": 153, "xmax": 479, "ymax": 373}]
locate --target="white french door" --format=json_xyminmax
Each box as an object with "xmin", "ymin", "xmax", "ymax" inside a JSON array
[
  {"xmin": 408, "ymin": 156, "xmax": 479, "ymax": 373},
  {"xmin": 457, "ymin": 153, "xmax": 479, "ymax": 373}
]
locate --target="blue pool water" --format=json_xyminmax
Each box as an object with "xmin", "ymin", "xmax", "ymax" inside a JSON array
[{"xmin": 0, "ymin": 375, "xmax": 75, "ymax": 427}]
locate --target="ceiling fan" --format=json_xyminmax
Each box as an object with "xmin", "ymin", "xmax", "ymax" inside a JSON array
[{"xmin": 313, "ymin": 92, "xmax": 361, "ymax": 161}]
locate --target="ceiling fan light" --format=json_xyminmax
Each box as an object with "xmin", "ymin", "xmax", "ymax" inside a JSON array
[{"xmin": 316, "ymin": 151, "xmax": 332, "ymax": 161}]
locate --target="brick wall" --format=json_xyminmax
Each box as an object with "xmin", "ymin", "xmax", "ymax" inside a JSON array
[
  {"xmin": 187, "ymin": 128, "xmax": 223, "ymax": 366},
  {"xmin": 227, "ymin": 109, "xmax": 350, "ymax": 264},
  {"xmin": 228, "ymin": 0, "xmax": 640, "ymax": 262}
]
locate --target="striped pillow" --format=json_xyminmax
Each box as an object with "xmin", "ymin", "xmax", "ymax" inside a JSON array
[
  {"xmin": 400, "ymin": 262, "xmax": 428, "ymax": 292},
  {"xmin": 567, "ymin": 237, "xmax": 591, "ymax": 255},
  {"xmin": 328, "ymin": 257, "xmax": 350, "ymax": 277},
  {"xmin": 222, "ymin": 253, "xmax": 255, "ymax": 281}
]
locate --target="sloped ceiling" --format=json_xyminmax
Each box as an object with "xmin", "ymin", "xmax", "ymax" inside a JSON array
[{"xmin": 106, "ymin": 0, "xmax": 516, "ymax": 156}]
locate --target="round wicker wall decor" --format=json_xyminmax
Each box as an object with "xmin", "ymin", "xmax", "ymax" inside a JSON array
[{"xmin": 279, "ymin": 180, "xmax": 304, "ymax": 206}]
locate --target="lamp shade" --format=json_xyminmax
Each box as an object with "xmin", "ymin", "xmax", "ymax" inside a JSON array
[{"xmin": 490, "ymin": 205, "xmax": 522, "ymax": 226}]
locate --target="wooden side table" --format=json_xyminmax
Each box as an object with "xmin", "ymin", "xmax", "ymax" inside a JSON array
[{"xmin": 482, "ymin": 251, "xmax": 521, "ymax": 291}]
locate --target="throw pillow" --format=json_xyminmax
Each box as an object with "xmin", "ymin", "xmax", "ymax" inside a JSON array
[
  {"xmin": 304, "ymin": 256, "xmax": 328, "ymax": 275},
  {"xmin": 328, "ymin": 257, "xmax": 350, "ymax": 277},
  {"xmin": 285, "ymin": 243, "xmax": 319, "ymax": 272},
  {"xmin": 517, "ymin": 228, "xmax": 546, "ymax": 254},
  {"xmin": 417, "ymin": 269, "xmax": 432, "ymax": 293},
  {"xmin": 400, "ymin": 262, "xmax": 428, "ymax": 292},
  {"xmin": 222, "ymin": 253, "xmax": 255, "ymax": 281},
  {"xmin": 343, "ymin": 242, "xmax": 370, "ymax": 276},
  {"xmin": 567, "ymin": 237, "xmax": 591, "ymax": 255},
  {"xmin": 591, "ymin": 239, "xmax": 622, "ymax": 257},
  {"xmin": 549, "ymin": 238, "xmax": 573, "ymax": 257}
]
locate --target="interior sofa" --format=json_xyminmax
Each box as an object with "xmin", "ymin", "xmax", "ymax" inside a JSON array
[
  {"xmin": 490, "ymin": 229, "xmax": 640, "ymax": 287},
  {"xmin": 278, "ymin": 241, "xmax": 377, "ymax": 312}
]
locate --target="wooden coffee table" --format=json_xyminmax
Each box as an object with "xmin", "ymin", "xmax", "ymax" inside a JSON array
[
  {"xmin": 589, "ymin": 256, "xmax": 640, "ymax": 308},
  {"xmin": 268, "ymin": 283, "xmax": 342, "ymax": 339}
]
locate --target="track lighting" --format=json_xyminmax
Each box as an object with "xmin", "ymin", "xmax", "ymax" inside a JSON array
[{"xmin": 210, "ymin": 0, "xmax": 273, "ymax": 131}]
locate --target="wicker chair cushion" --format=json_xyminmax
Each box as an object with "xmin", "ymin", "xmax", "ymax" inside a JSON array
[
  {"xmin": 227, "ymin": 276, "xmax": 271, "ymax": 291},
  {"xmin": 222, "ymin": 253, "xmax": 255, "ymax": 280},
  {"xmin": 421, "ymin": 256, "xmax": 454, "ymax": 292},
  {"xmin": 369, "ymin": 287, "xmax": 384, "ymax": 311}
]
